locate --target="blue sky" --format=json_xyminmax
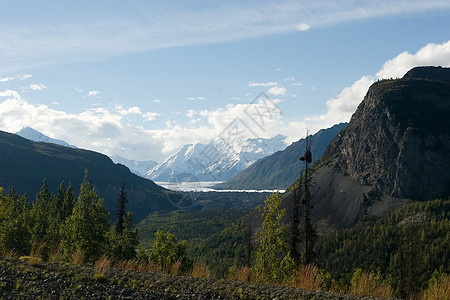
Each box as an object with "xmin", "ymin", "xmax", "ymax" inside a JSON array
[{"xmin": 1, "ymin": 0, "xmax": 450, "ymax": 162}]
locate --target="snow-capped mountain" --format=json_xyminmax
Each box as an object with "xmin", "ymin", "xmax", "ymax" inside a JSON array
[
  {"xmin": 110, "ymin": 155, "xmax": 158, "ymax": 178},
  {"xmin": 15, "ymin": 127, "xmax": 76, "ymax": 148},
  {"xmin": 146, "ymin": 134, "xmax": 287, "ymax": 182}
]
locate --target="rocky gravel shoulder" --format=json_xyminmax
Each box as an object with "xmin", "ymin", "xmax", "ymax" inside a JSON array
[{"xmin": 0, "ymin": 256, "xmax": 388, "ymax": 299}]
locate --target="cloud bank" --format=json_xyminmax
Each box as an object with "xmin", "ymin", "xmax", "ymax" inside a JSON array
[{"xmin": 1, "ymin": 40, "xmax": 449, "ymax": 162}]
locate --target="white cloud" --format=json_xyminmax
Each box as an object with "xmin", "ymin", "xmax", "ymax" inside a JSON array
[
  {"xmin": 115, "ymin": 105, "xmax": 142, "ymax": 115},
  {"xmin": 29, "ymin": 83, "xmax": 47, "ymax": 90},
  {"xmin": 187, "ymin": 96, "xmax": 205, "ymax": 100},
  {"xmin": 268, "ymin": 86, "xmax": 286, "ymax": 95},
  {"xmin": 186, "ymin": 109, "xmax": 196, "ymax": 118},
  {"xmin": 153, "ymin": 99, "xmax": 165, "ymax": 104},
  {"xmin": 88, "ymin": 90, "xmax": 100, "ymax": 96},
  {"xmin": 376, "ymin": 40, "xmax": 450, "ymax": 79},
  {"xmin": 292, "ymin": 82, "xmax": 303, "ymax": 86},
  {"xmin": 284, "ymin": 77, "xmax": 295, "ymax": 81},
  {"xmin": 248, "ymin": 81, "xmax": 278, "ymax": 87},
  {"xmin": 0, "ymin": 74, "xmax": 32, "ymax": 82},
  {"xmin": 143, "ymin": 112, "xmax": 159, "ymax": 121},
  {"xmin": 296, "ymin": 23, "xmax": 311, "ymax": 31},
  {"xmin": 307, "ymin": 40, "xmax": 450, "ymax": 129},
  {"xmin": 1, "ymin": 41, "xmax": 449, "ymax": 162},
  {"xmin": 51, "ymin": 101, "xmax": 59, "ymax": 105}
]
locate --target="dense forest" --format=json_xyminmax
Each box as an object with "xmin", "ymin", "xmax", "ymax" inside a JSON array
[{"xmin": 1, "ymin": 174, "xmax": 448, "ymax": 299}]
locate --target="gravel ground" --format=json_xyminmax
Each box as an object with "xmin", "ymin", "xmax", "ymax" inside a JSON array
[{"xmin": 0, "ymin": 256, "xmax": 389, "ymax": 299}]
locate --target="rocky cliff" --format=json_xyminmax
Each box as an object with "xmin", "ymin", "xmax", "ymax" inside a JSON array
[
  {"xmin": 284, "ymin": 66, "xmax": 450, "ymax": 228},
  {"xmin": 325, "ymin": 66, "xmax": 450, "ymax": 200}
]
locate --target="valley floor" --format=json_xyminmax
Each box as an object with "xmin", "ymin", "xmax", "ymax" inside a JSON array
[{"xmin": 0, "ymin": 256, "xmax": 386, "ymax": 300}]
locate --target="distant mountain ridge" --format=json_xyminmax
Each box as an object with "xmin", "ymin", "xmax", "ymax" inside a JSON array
[
  {"xmin": 16, "ymin": 127, "xmax": 76, "ymax": 148},
  {"xmin": 0, "ymin": 130, "xmax": 182, "ymax": 222},
  {"xmin": 217, "ymin": 123, "xmax": 347, "ymax": 190},
  {"xmin": 110, "ymin": 155, "xmax": 158, "ymax": 178},
  {"xmin": 146, "ymin": 134, "xmax": 287, "ymax": 182}
]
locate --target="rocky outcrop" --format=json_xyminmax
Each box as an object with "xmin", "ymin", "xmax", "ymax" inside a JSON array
[
  {"xmin": 325, "ymin": 66, "xmax": 450, "ymax": 200},
  {"xmin": 283, "ymin": 67, "xmax": 450, "ymax": 229}
]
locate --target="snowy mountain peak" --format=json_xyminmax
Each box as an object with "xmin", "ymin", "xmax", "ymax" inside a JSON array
[
  {"xmin": 110, "ymin": 155, "xmax": 158, "ymax": 178},
  {"xmin": 15, "ymin": 127, "xmax": 76, "ymax": 148},
  {"xmin": 146, "ymin": 134, "xmax": 287, "ymax": 182}
]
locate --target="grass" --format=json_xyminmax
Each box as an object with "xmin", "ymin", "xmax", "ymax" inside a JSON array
[{"xmin": 188, "ymin": 263, "xmax": 211, "ymax": 278}]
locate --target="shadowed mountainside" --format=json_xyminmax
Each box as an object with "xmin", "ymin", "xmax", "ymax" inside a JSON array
[
  {"xmin": 0, "ymin": 130, "xmax": 182, "ymax": 222},
  {"xmin": 217, "ymin": 123, "xmax": 347, "ymax": 190}
]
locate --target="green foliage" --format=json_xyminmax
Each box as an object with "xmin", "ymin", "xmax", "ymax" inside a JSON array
[
  {"xmin": 61, "ymin": 171, "xmax": 109, "ymax": 263},
  {"xmin": 316, "ymin": 198, "xmax": 449, "ymax": 297},
  {"xmin": 0, "ymin": 188, "xmax": 31, "ymax": 255},
  {"xmin": 252, "ymin": 193, "xmax": 295, "ymax": 284},
  {"xmin": 105, "ymin": 212, "xmax": 139, "ymax": 261},
  {"xmin": 144, "ymin": 230, "xmax": 192, "ymax": 273}
]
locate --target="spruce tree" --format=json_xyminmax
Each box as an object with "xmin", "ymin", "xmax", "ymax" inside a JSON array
[
  {"xmin": 115, "ymin": 183, "xmax": 128, "ymax": 233},
  {"xmin": 61, "ymin": 170, "xmax": 109, "ymax": 263},
  {"xmin": 299, "ymin": 137, "xmax": 317, "ymax": 265}
]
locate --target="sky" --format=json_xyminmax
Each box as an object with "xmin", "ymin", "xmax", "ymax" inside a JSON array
[{"xmin": 0, "ymin": 0, "xmax": 450, "ymax": 162}]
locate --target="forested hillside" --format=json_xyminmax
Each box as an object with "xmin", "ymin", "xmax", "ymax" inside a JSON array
[{"xmin": 0, "ymin": 130, "xmax": 181, "ymax": 222}]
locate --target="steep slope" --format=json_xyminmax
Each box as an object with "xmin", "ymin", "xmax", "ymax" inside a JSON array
[
  {"xmin": 146, "ymin": 135, "xmax": 286, "ymax": 182},
  {"xmin": 0, "ymin": 131, "xmax": 181, "ymax": 222},
  {"xmin": 284, "ymin": 66, "xmax": 450, "ymax": 228},
  {"xmin": 217, "ymin": 123, "xmax": 347, "ymax": 190}
]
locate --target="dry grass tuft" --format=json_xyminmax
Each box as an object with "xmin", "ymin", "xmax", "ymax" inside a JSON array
[
  {"xmin": 421, "ymin": 273, "xmax": 450, "ymax": 300},
  {"xmin": 350, "ymin": 269, "xmax": 392, "ymax": 298},
  {"xmin": 169, "ymin": 260, "xmax": 181, "ymax": 276},
  {"xmin": 94, "ymin": 256, "xmax": 112, "ymax": 274},
  {"xmin": 228, "ymin": 266, "xmax": 251, "ymax": 282},
  {"xmin": 1, "ymin": 248, "xmax": 17, "ymax": 258},
  {"xmin": 29, "ymin": 241, "xmax": 46, "ymax": 259},
  {"xmin": 48, "ymin": 243, "xmax": 63, "ymax": 263},
  {"xmin": 72, "ymin": 250, "xmax": 85, "ymax": 265},
  {"xmin": 188, "ymin": 263, "xmax": 211, "ymax": 278},
  {"xmin": 293, "ymin": 264, "xmax": 322, "ymax": 291}
]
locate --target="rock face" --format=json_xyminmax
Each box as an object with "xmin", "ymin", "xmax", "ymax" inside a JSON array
[
  {"xmin": 283, "ymin": 66, "xmax": 450, "ymax": 229},
  {"xmin": 325, "ymin": 66, "xmax": 450, "ymax": 200}
]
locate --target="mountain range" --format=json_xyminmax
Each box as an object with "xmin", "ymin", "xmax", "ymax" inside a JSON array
[
  {"xmin": 110, "ymin": 155, "xmax": 158, "ymax": 178},
  {"xmin": 146, "ymin": 134, "xmax": 287, "ymax": 182},
  {"xmin": 217, "ymin": 123, "xmax": 347, "ymax": 190}
]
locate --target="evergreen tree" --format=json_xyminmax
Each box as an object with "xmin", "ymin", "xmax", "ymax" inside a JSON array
[
  {"xmin": 105, "ymin": 212, "xmax": 138, "ymax": 261},
  {"xmin": 0, "ymin": 188, "xmax": 31, "ymax": 255},
  {"xmin": 245, "ymin": 214, "xmax": 253, "ymax": 267},
  {"xmin": 61, "ymin": 182, "xmax": 75, "ymax": 221},
  {"xmin": 252, "ymin": 192, "xmax": 295, "ymax": 284},
  {"xmin": 299, "ymin": 138, "xmax": 317, "ymax": 265},
  {"xmin": 115, "ymin": 183, "xmax": 128, "ymax": 233},
  {"xmin": 30, "ymin": 179, "xmax": 54, "ymax": 242},
  {"xmin": 61, "ymin": 170, "xmax": 109, "ymax": 263}
]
